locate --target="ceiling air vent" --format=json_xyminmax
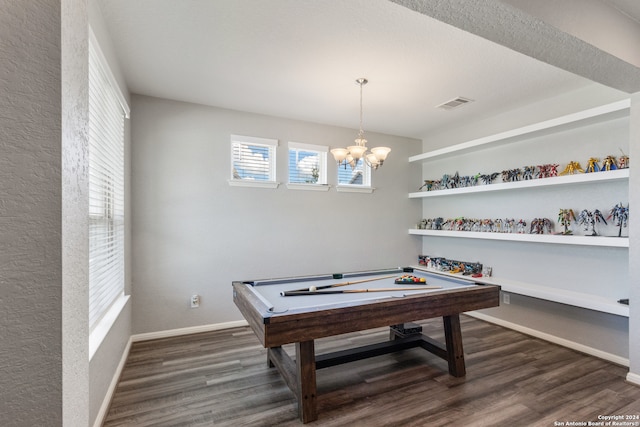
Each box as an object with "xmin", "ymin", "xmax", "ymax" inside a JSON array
[{"xmin": 436, "ymin": 97, "xmax": 474, "ymax": 110}]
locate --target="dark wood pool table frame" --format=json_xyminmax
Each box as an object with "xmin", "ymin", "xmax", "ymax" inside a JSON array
[{"xmin": 232, "ymin": 268, "xmax": 500, "ymax": 423}]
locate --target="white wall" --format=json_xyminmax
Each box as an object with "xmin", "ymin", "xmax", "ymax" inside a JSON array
[{"xmin": 131, "ymin": 95, "xmax": 422, "ymax": 334}]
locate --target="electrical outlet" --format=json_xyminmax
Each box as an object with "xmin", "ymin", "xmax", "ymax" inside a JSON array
[
  {"xmin": 190, "ymin": 294, "xmax": 200, "ymax": 308},
  {"xmin": 502, "ymin": 293, "xmax": 510, "ymax": 305}
]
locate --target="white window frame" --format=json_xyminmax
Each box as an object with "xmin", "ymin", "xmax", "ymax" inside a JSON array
[
  {"xmin": 229, "ymin": 135, "xmax": 279, "ymax": 188},
  {"xmin": 88, "ymin": 28, "xmax": 130, "ymax": 358},
  {"xmin": 287, "ymin": 141, "xmax": 330, "ymax": 191},
  {"xmin": 336, "ymin": 158, "xmax": 374, "ymax": 193}
]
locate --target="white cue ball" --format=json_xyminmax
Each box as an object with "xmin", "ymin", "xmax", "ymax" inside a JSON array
[{"xmin": 309, "ymin": 286, "xmax": 317, "ymax": 292}]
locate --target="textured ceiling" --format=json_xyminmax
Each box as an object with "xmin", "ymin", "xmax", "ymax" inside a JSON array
[{"xmin": 97, "ymin": 0, "xmax": 632, "ymax": 140}]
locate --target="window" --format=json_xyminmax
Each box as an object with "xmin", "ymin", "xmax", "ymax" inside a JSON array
[
  {"xmin": 337, "ymin": 158, "xmax": 372, "ymax": 192},
  {"xmin": 88, "ymin": 29, "xmax": 129, "ymax": 332},
  {"xmin": 288, "ymin": 142, "xmax": 329, "ymax": 190},
  {"xmin": 229, "ymin": 135, "xmax": 278, "ymax": 188}
]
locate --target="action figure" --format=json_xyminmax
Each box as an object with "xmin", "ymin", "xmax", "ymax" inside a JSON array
[
  {"xmin": 419, "ymin": 180, "xmax": 435, "ymax": 191},
  {"xmin": 577, "ymin": 209, "xmax": 607, "ymax": 236},
  {"xmin": 585, "ymin": 158, "xmax": 600, "ymax": 173},
  {"xmin": 557, "ymin": 209, "xmax": 576, "ymax": 235},
  {"xmin": 618, "ymin": 150, "xmax": 629, "ymax": 169},
  {"xmin": 530, "ymin": 218, "xmax": 553, "ymax": 234},
  {"xmin": 608, "ymin": 203, "xmax": 629, "ymax": 237},
  {"xmin": 538, "ymin": 164, "xmax": 559, "ymax": 178},
  {"xmin": 480, "ymin": 172, "xmax": 499, "ymax": 185},
  {"xmin": 601, "ymin": 156, "xmax": 618, "ymax": 171},
  {"xmin": 522, "ymin": 166, "xmax": 536, "ymax": 180},
  {"xmin": 441, "ymin": 174, "xmax": 450, "ymax": 189},
  {"xmin": 560, "ymin": 161, "xmax": 584, "ymax": 175}
]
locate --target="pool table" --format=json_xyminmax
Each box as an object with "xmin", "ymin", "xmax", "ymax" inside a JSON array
[{"xmin": 232, "ymin": 267, "xmax": 500, "ymax": 423}]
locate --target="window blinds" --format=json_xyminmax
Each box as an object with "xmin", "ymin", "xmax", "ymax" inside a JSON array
[
  {"xmin": 230, "ymin": 135, "xmax": 277, "ymax": 181},
  {"xmin": 288, "ymin": 142, "xmax": 327, "ymax": 184},
  {"xmin": 88, "ymin": 36, "xmax": 126, "ymax": 330}
]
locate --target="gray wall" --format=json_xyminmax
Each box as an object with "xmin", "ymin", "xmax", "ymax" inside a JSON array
[
  {"xmin": 131, "ymin": 95, "xmax": 422, "ymax": 334},
  {"xmin": 1, "ymin": 1, "xmax": 63, "ymax": 424},
  {"xmin": 0, "ymin": 1, "xmax": 133, "ymax": 425},
  {"xmin": 0, "ymin": 0, "xmax": 90, "ymax": 425}
]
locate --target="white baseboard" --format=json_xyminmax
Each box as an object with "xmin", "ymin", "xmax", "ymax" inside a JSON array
[
  {"xmin": 93, "ymin": 320, "xmax": 249, "ymax": 427},
  {"xmin": 467, "ymin": 311, "xmax": 629, "ymax": 367},
  {"xmin": 627, "ymin": 372, "xmax": 640, "ymax": 386},
  {"xmin": 94, "ymin": 314, "xmax": 636, "ymax": 426},
  {"xmin": 131, "ymin": 320, "xmax": 249, "ymax": 342},
  {"xmin": 93, "ymin": 336, "xmax": 132, "ymax": 427}
]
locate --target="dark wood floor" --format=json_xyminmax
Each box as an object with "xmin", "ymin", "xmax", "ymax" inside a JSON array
[{"xmin": 103, "ymin": 316, "xmax": 640, "ymax": 426}]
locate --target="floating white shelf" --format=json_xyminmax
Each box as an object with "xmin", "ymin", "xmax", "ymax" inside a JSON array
[
  {"xmin": 411, "ymin": 266, "xmax": 629, "ymax": 317},
  {"xmin": 409, "ymin": 168, "xmax": 629, "ymax": 198},
  {"xmin": 408, "ymin": 99, "xmax": 631, "ymax": 163},
  {"xmin": 408, "ymin": 229, "xmax": 629, "ymax": 247}
]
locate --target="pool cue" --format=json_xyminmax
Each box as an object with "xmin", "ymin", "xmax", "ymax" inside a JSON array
[
  {"xmin": 285, "ymin": 274, "xmax": 398, "ymax": 293},
  {"xmin": 281, "ymin": 286, "xmax": 441, "ymax": 296}
]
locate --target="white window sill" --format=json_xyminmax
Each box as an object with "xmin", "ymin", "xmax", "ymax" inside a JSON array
[
  {"xmin": 89, "ymin": 294, "xmax": 130, "ymax": 360},
  {"xmin": 286, "ymin": 183, "xmax": 330, "ymax": 191},
  {"xmin": 336, "ymin": 185, "xmax": 375, "ymax": 193},
  {"xmin": 228, "ymin": 179, "xmax": 280, "ymax": 189}
]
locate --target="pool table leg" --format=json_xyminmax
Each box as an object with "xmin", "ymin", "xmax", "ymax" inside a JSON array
[
  {"xmin": 443, "ymin": 314, "xmax": 466, "ymax": 377},
  {"xmin": 266, "ymin": 341, "xmax": 318, "ymax": 423},
  {"xmin": 296, "ymin": 340, "xmax": 318, "ymax": 423}
]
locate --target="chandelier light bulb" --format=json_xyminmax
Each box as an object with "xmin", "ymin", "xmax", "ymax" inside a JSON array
[{"xmin": 330, "ymin": 78, "xmax": 391, "ymax": 170}]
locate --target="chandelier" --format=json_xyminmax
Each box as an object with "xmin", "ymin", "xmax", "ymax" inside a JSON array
[{"xmin": 330, "ymin": 78, "xmax": 391, "ymax": 170}]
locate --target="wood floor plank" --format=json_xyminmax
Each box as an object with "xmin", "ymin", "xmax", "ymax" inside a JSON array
[{"xmin": 103, "ymin": 316, "xmax": 640, "ymax": 426}]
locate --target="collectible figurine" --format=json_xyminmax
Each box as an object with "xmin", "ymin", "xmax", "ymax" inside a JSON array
[
  {"xmin": 618, "ymin": 150, "xmax": 629, "ymax": 169},
  {"xmin": 480, "ymin": 172, "xmax": 499, "ymax": 185},
  {"xmin": 530, "ymin": 218, "xmax": 553, "ymax": 234},
  {"xmin": 559, "ymin": 161, "xmax": 584, "ymax": 175},
  {"xmin": 539, "ymin": 164, "xmax": 559, "ymax": 178},
  {"xmin": 441, "ymin": 174, "xmax": 450, "ymax": 189},
  {"xmin": 557, "ymin": 209, "xmax": 576, "ymax": 235},
  {"xmin": 433, "ymin": 217, "xmax": 444, "ymax": 230},
  {"xmin": 585, "ymin": 158, "xmax": 600, "ymax": 173},
  {"xmin": 537, "ymin": 164, "xmax": 549, "ymax": 178},
  {"xmin": 450, "ymin": 171, "xmax": 460, "ymax": 189},
  {"xmin": 460, "ymin": 174, "xmax": 480, "ymax": 187},
  {"xmin": 601, "ymin": 156, "xmax": 618, "ymax": 171},
  {"xmin": 482, "ymin": 218, "xmax": 494, "ymax": 232},
  {"xmin": 608, "ymin": 203, "xmax": 629, "ymax": 237},
  {"xmin": 419, "ymin": 180, "xmax": 435, "ymax": 191},
  {"xmin": 522, "ymin": 166, "xmax": 536, "ymax": 180},
  {"xmin": 618, "ymin": 155, "xmax": 629, "ymax": 169},
  {"xmin": 577, "ymin": 209, "xmax": 607, "ymax": 236},
  {"xmin": 516, "ymin": 219, "xmax": 527, "ymax": 234}
]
